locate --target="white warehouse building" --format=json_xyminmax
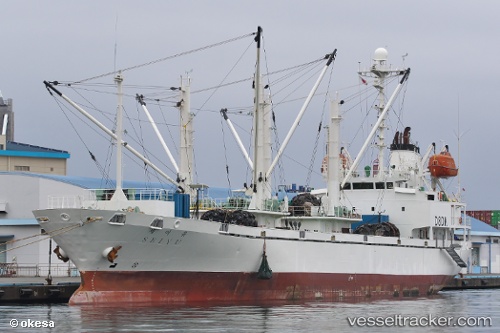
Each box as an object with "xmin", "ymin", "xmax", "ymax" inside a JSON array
[{"xmin": 0, "ymin": 172, "xmax": 176, "ymax": 277}]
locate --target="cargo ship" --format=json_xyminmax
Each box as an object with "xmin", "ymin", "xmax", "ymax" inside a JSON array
[{"xmin": 33, "ymin": 27, "xmax": 470, "ymax": 304}]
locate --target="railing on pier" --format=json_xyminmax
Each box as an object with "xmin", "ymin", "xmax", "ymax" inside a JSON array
[{"xmin": 0, "ymin": 263, "xmax": 79, "ymax": 277}]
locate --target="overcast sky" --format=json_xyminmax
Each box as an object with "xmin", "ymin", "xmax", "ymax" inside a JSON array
[{"xmin": 1, "ymin": 1, "xmax": 498, "ymax": 210}]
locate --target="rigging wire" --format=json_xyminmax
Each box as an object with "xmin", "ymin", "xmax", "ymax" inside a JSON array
[
  {"xmin": 67, "ymin": 84, "xmax": 118, "ymax": 187},
  {"xmin": 272, "ymin": 61, "xmax": 325, "ymax": 106},
  {"xmin": 220, "ymin": 114, "xmax": 232, "ymax": 189},
  {"xmin": 0, "ymin": 219, "xmax": 100, "ymax": 256},
  {"xmin": 46, "ymin": 33, "xmax": 357, "ymax": 194},
  {"xmin": 73, "ymin": 32, "xmax": 256, "ymax": 84},
  {"xmin": 305, "ymin": 64, "xmax": 336, "ymax": 187},
  {"xmin": 188, "ymin": 58, "xmax": 325, "ymax": 95},
  {"xmin": 48, "ymin": 92, "xmax": 113, "ymax": 185},
  {"xmin": 131, "ymin": 101, "xmax": 152, "ymax": 186},
  {"xmin": 156, "ymin": 100, "xmax": 179, "ymax": 156},
  {"xmin": 262, "ymin": 34, "xmax": 285, "ymax": 192},
  {"xmin": 193, "ymin": 38, "xmax": 255, "ymax": 187},
  {"xmin": 59, "ymin": 85, "xmax": 178, "ymax": 186},
  {"xmin": 343, "ymin": 76, "xmax": 400, "ymax": 152},
  {"xmin": 104, "ymin": 109, "xmax": 118, "ymax": 189},
  {"xmin": 193, "ymin": 39, "xmax": 255, "ymax": 120}
]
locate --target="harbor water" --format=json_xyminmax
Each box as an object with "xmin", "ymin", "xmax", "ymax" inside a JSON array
[{"xmin": 0, "ymin": 289, "xmax": 498, "ymax": 332}]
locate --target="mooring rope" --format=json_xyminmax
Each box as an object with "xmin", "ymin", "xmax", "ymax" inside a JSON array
[{"xmin": 0, "ymin": 217, "xmax": 100, "ymax": 255}]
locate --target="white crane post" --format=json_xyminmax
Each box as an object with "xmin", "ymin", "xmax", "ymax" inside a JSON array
[
  {"xmin": 114, "ymin": 72, "xmax": 124, "ymax": 195},
  {"xmin": 266, "ymin": 50, "xmax": 337, "ymax": 179},
  {"xmin": 220, "ymin": 108, "xmax": 253, "ymax": 170},
  {"xmin": 43, "ymin": 81, "xmax": 179, "ymax": 186},
  {"xmin": 136, "ymin": 94, "xmax": 179, "ymax": 173},
  {"xmin": 340, "ymin": 69, "xmax": 410, "ymax": 189}
]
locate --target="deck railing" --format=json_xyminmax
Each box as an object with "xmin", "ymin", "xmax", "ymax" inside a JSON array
[{"xmin": 48, "ymin": 188, "xmax": 175, "ymax": 209}]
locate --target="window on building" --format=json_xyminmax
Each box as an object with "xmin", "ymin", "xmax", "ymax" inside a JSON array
[
  {"xmin": 0, "ymin": 242, "xmax": 6, "ymax": 263},
  {"xmin": 14, "ymin": 166, "xmax": 30, "ymax": 171}
]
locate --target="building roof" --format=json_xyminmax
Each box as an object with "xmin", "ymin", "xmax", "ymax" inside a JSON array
[
  {"xmin": 0, "ymin": 171, "xmax": 174, "ymax": 190},
  {"xmin": 0, "ymin": 219, "xmax": 38, "ymax": 226},
  {"xmin": 0, "ymin": 141, "xmax": 70, "ymax": 159},
  {"xmin": 458, "ymin": 216, "xmax": 500, "ymax": 237},
  {"xmin": 0, "ymin": 172, "xmax": 234, "ymax": 200}
]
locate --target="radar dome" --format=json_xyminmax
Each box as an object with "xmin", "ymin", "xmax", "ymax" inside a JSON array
[{"xmin": 373, "ymin": 48, "xmax": 388, "ymax": 61}]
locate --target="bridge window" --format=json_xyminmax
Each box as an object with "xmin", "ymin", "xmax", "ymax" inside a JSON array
[{"xmin": 353, "ymin": 182, "xmax": 374, "ymax": 190}]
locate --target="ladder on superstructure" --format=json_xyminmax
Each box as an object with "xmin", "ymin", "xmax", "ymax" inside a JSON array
[{"xmin": 444, "ymin": 246, "xmax": 467, "ymax": 268}]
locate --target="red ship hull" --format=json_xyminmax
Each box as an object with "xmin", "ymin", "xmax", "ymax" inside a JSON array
[{"xmin": 69, "ymin": 271, "xmax": 452, "ymax": 305}]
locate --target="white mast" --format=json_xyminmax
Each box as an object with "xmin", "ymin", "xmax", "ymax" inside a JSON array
[
  {"xmin": 113, "ymin": 72, "xmax": 127, "ymax": 200},
  {"xmin": 137, "ymin": 95, "xmax": 180, "ymax": 174},
  {"xmin": 178, "ymin": 76, "xmax": 194, "ymax": 194},
  {"xmin": 265, "ymin": 50, "xmax": 336, "ymax": 180},
  {"xmin": 249, "ymin": 26, "xmax": 264, "ymax": 210},
  {"xmin": 358, "ymin": 48, "xmax": 406, "ymax": 179},
  {"xmin": 341, "ymin": 69, "xmax": 410, "ymax": 189},
  {"xmin": 248, "ymin": 43, "xmax": 336, "ymax": 210},
  {"xmin": 135, "ymin": 76, "xmax": 194, "ymax": 194},
  {"xmin": 327, "ymin": 97, "xmax": 342, "ymax": 216},
  {"xmin": 43, "ymin": 81, "xmax": 179, "ymax": 186},
  {"xmin": 220, "ymin": 84, "xmax": 272, "ymax": 173},
  {"xmin": 220, "ymin": 108, "xmax": 254, "ymax": 170}
]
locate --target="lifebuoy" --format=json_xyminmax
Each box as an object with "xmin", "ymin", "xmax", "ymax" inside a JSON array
[{"xmin": 320, "ymin": 156, "xmax": 327, "ymax": 174}]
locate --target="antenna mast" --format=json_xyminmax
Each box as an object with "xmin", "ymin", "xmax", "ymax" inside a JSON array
[
  {"xmin": 114, "ymin": 71, "xmax": 125, "ymax": 197},
  {"xmin": 358, "ymin": 48, "xmax": 407, "ymax": 179}
]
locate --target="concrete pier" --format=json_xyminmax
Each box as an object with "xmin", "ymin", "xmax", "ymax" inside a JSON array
[
  {"xmin": 443, "ymin": 274, "xmax": 500, "ymax": 290},
  {"xmin": 0, "ymin": 276, "xmax": 80, "ymax": 303}
]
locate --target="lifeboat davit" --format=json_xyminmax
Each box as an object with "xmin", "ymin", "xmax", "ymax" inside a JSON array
[{"xmin": 428, "ymin": 145, "xmax": 458, "ymax": 178}]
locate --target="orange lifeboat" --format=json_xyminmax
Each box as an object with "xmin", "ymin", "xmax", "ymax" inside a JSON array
[
  {"xmin": 428, "ymin": 145, "xmax": 458, "ymax": 178},
  {"xmin": 320, "ymin": 152, "xmax": 349, "ymax": 174}
]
